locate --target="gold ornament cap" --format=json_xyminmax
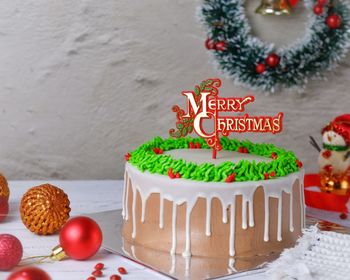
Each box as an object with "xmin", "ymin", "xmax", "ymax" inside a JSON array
[{"xmin": 51, "ymin": 245, "xmax": 67, "ymax": 261}]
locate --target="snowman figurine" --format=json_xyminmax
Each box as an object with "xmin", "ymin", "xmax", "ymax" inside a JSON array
[{"xmin": 317, "ymin": 114, "xmax": 350, "ymax": 194}]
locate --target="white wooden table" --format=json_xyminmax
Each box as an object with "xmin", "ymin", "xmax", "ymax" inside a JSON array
[{"xmin": 0, "ymin": 181, "xmax": 265, "ymax": 280}]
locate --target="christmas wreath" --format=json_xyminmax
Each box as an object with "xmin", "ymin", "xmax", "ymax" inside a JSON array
[{"xmin": 199, "ymin": 0, "xmax": 350, "ymax": 92}]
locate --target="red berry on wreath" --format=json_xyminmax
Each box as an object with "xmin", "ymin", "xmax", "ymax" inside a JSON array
[
  {"xmin": 255, "ymin": 63, "xmax": 266, "ymax": 74},
  {"xmin": 317, "ymin": 0, "xmax": 328, "ymax": 6},
  {"xmin": 205, "ymin": 38, "xmax": 215, "ymax": 50},
  {"xmin": 215, "ymin": 41, "xmax": 227, "ymax": 51},
  {"xmin": 313, "ymin": 4, "xmax": 324, "ymax": 15},
  {"xmin": 326, "ymin": 14, "xmax": 341, "ymax": 29},
  {"xmin": 266, "ymin": 53, "xmax": 280, "ymax": 68}
]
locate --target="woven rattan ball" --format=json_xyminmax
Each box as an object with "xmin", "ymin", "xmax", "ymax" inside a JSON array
[
  {"xmin": 0, "ymin": 173, "xmax": 9, "ymax": 201},
  {"xmin": 20, "ymin": 184, "xmax": 71, "ymax": 235}
]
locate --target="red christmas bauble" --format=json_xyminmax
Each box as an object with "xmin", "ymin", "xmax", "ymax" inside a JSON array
[
  {"xmin": 0, "ymin": 197, "xmax": 9, "ymax": 223},
  {"xmin": 326, "ymin": 14, "xmax": 341, "ymax": 29},
  {"xmin": 7, "ymin": 267, "xmax": 51, "ymax": 280},
  {"xmin": 215, "ymin": 41, "xmax": 226, "ymax": 51},
  {"xmin": 59, "ymin": 216, "xmax": 102, "ymax": 260},
  {"xmin": 0, "ymin": 234, "xmax": 23, "ymax": 271},
  {"xmin": 317, "ymin": 0, "xmax": 328, "ymax": 5},
  {"xmin": 313, "ymin": 4, "xmax": 324, "ymax": 15},
  {"xmin": 255, "ymin": 63, "xmax": 266, "ymax": 74},
  {"xmin": 266, "ymin": 53, "xmax": 280, "ymax": 68},
  {"xmin": 205, "ymin": 38, "xmax": 215, "ymax": 50}
]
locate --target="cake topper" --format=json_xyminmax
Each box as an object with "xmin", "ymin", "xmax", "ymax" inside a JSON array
[{"xmin": 169, "ymin": 78, "xmax": 284, "ymax": 158}]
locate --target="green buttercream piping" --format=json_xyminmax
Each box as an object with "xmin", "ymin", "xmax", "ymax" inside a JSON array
[{"xmin": 128, "ymin": 137, "xmax": 300, "ymax": 183}]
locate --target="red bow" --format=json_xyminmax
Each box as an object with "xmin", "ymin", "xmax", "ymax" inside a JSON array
[{"xmin": 288, "ymin": 0, "xmax": 299, "ymax": 7}]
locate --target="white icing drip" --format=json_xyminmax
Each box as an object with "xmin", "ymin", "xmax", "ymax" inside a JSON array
[
  {"xmin": 264, "ymin": 194, "xmax": 270, "ymax": 242},
  {"xmin": 141, "ymin": 195, "xmax": 147, "ymax": 223},
  {"xmin": 229, "ymin": 201, "xmax": 236, "ymax": 256},
  {"xmin": 159, "ymin": 195, "xmax": 164, "ymax": 229},
  {"xmin": 122, "ymin": 171, "xmax": 127, "ymax": 218},
  {"xmin": 131, "ymin": 186, "xmax": 137, "ymax": 239},
  {"xmin": 170, "ymin": 202, "xmax": 177, "ymax": 255},
  {"xmin": 277, "ymin": 193, "xmax": 282, "ymax": 241},
  {"xmin": 205, "ymin": 197, "xmax": 212, "ymax": 236},
  {"xmin": 290, "ymin": 191, "xmax": 294, "ymax": 232},
  {"xmin": 124, "ymin": 175, "xmax": 130, "ymax": 220},
  {"xmin": 248, "ymin": 197, "xmax": 254, "ymax": 227},
  {"xmin": 124, "ymin": 163, "xmax": 304, "ymax": 257},
  {"xmin": 169, "ymin": 252, "xmax": 176, "ymax": 274},
  {"xmin": 242, "ymin": 197, "xmax": 248, "ymax": 230}
]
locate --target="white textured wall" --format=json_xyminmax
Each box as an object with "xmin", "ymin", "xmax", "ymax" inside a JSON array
[{"xmin": 0, "ymin": 1, "xmax": 348, "ymax": 179}]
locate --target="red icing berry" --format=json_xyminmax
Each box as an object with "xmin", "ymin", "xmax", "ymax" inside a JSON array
[
  {"xmin": 238, "ymin": 147, "xmax": 244, "ymax": 153},
  {"xmin": 175, "ymin": 172, "xmax": 181, "ymax": 179},
  {"xmin": 340, "ymin": 213, "xmax": 348, "ymax": 220},
  {"xmin": 94, "ymin": 263, "xmax": 104, "ymax": 270},
  {"xmin": 124, "ymin": 153, "xmax": 131, "ymax": 161},
  {"xmin": 195, "ymin": 142, "xmax": 201, "ymax": 149},
  {"xmin": 271, "ymin": 152, "xmax": 278, "ymax": 159},
  {"xmin": 92, "ymin": 270, "xmax": 103, "ymax": 277},
  {"xmin": 326, "ymin": 14, "xmax": 341, "ymax": 29},
  {"xmin": 225, "ymin": 173, "xmax": 236, "ymax": 183},
  {"xmin": 243, "ymin": 147, "xmax": 249, "ymax": 154},
  {"xmin": 110, "ymin": 275, "xmax": 121, "ymax": 280},
  {"xmin": 266, "ymin": 53, "xmax": 280, "ymax": 68},
  {"xmin": 313, "ymin": 4, "xmax": 324, "ymax": 15},
  {"xmin": 153, "ymin": 148, "xmax": 163, "ymax": 154},
  {"xmin": 87, "ymin": 277, "xmax": 96, "ymax": 280},
  {"xmin": 270, "ymin": 171, "xmax": 276, "ymax": 177},
  {"xmin": 205, "ymin": 38, "xmax": 215, "ymax": 50},
  {"xmin": 322, "ymin": 150, "xmax": 332, "ymax": 159},
  {"xmin": 168, "ymin": 168, "xmax": 175, "ymax": 179},
  {"xmin": 296, "ymin": 159, "xmax": 303, "ymax": 168},
  {"xmin": 215, "ymin": 41, "xmax": 227, "ymax": 51},
  {"xmin": 118, "ymin": 267, "xmax": 127, "ymax": 275},
  {"xmin": 317, "ymin": 0, "xmax": 328, "ymax": 5},
  {"xmin": 323, "ymin": 164, "xmax": 333, "ymax": 173},
  {"xmin": 255, "ymin": 63, "xmax": 266, "ymax": 74},
  {"xmin": 264, "ymin": 173, "xmax": 269, "ymax": 180},
  {"xmin": 189, "ymin": 142, "xmax": 195, "ymax": 149}
]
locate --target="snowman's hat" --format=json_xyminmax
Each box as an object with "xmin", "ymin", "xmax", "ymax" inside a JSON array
[{"xmin": 322, "ymin": 114, "xmax": 350, "ymax": 145}]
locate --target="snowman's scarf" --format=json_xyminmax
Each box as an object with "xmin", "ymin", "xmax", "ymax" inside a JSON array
[{"xmin": 267, "ymin": 226, "xmax": 350, "ymax": 280}]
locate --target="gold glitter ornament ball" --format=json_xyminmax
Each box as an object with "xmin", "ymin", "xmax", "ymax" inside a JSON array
[
  {"xmin": 0, "ymin": 173, "xmax": 9, "ymax": 201},
  {"xmin": 20, "ymin": 184, "xmax": 71, "ymax": 235}
]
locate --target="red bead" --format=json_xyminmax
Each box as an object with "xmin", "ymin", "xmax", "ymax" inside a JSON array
[
  {"xmin": 238, "ymin": 147, "xmax": 243, "ymax": 153},
  {"xmin": 322, "ymin": 150, "xmax": 332, "ymax": 159},
  {"xmin": 94, "ymin": 263, "xmax": 104, "ymax": 270},
  {"xmin": 118, "ymin": 267, "xmax": 127, "ymax": 275},
  {"xmin": 271, "ymin": 152, "xmax": 277, "ymax": 159},
  {"xmin": 340, "ymin": 213, "xmax": 348, "ymax": 220},
  {"xmin": 92, "ymin": 270, "xmax": 102, "ymax": 277},
  {"xmin": 168, "ymin": 168, "xmax": 175, "ymax": 179},
  {"xmin": 215, "ymin": 41, "xmax": 227, "ymax": 51},
  {"xmin": 264, "ymin": 173, "xmax": 269, "ymax": 180},
  {"xmin": 326, "ymin": 14, "xmax": 341, "ymax": 29},
  {"xmin": 110, "ymin": 275, "xmax": 121, "ymax": 280},
  {"xmin": 323, "ymin": 164, "xmax": 333, "ymax": 173},
  {"xmin": 266, "ymin": 53, "xmax": 280, "ymax": 68},
  {"xmin": 296, "ymin": 159, "xmax": 303, "ymax": 168},
  {"xmin": 255, "ymin": 63, "xmax": 266, "ymax": 74},
  {"xmin": 225, "ymin": 173, "xmax": 236, "ymax": 183},
  {"xmin": 189, "ymin": 142, "xmax": 195, "ymax": 149},
  {"xmin": 270, "ymin": 171, "xmax": 276, "ymax": 177},
  {"xmin": 59, "ymin": 216, "xmax": 102, "ymax": 260},
  {"xmin": 243, "ymin": 147, "xmax": 249, "ymax": 153},
  {"xmin": 124, "ymin": 153, "xmax": 131, "ymax": 161},
  {"xmin": 195, "ymin": 142, "xmax": 201, "ymax": 149},
  {"xmin": 205, "ymin": 38, "xmax": 215, "ymax": 50},
  {"xmin": 175, "ymin": 173, "xmax": 181, "ymax": 179},
  {"xmin": 87, "ymin": 277, "xmax": 96, "ymax": 280},
  {"xmin": 313, "ymin": 4, "xmax": 324, "ymax": 15},
  {"xmin": 317, "ymin": 0, "xmax": 328, "ymax": 5}
]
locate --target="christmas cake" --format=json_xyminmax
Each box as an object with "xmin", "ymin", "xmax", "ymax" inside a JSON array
[{"xmin": 122, "ymin": 137, "xmax": 305, "ymax": 260}]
